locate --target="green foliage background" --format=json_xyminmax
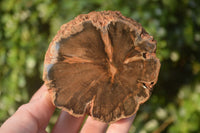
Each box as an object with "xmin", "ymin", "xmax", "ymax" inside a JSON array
[{"xmin": 0, "ymin": 0, "xmax": 200, "ymax": 132}]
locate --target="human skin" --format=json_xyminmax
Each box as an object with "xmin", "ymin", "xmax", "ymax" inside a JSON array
[{"xmin": 0, "ymin": 85, "xmax": 135, "ymax": 133}]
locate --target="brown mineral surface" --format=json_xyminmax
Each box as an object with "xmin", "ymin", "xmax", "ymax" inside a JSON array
[{"xmin": 43, "ymin": 11, "xmax": 161, "ymax": 123}]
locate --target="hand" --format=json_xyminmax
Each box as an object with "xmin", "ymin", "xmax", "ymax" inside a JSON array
[{"xmin": 0, "ymin": 85, "xmax": 135, "ymax": 133}]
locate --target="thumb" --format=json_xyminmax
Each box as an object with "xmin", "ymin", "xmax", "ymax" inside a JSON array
[{"xmin": 0, "ymin": 85, "xmax": 55, "ymax": 133}]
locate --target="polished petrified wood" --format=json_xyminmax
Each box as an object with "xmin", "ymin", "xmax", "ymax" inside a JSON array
[{"xmin": 43, "ymin": 11, "xmax": 160, "ymax": 123}]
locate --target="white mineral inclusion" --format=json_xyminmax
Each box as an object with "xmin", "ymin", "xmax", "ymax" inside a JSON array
[
  {"xmin": 50, "ymin": 42, "xmax": 60, "ymax": 63},
  {"xmin": 45, "ymin": 42, "xmax": 60, "ymax": 80},
  {"xmin": 45, "ymin": 63, "xmax": 54, "ymax": 80},
  {"xmin": 55, "ymin": 42, "xmax": 60, "ymax": 51}
]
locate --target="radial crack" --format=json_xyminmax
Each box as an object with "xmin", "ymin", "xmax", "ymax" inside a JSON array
[
  {"xmin": 100, "ymin": 30, "xmax": 113, "ymax": 62},
  {"xmin": 63, "ymin": 55, "xmax": 93, "ymax": 64},
  {"xmin": 124, "ymin": 55, "xmax": 144, "ymax": 64},
  {"xmin": 100, "ymin": 29, "xmax": 117, "ymax": 83},
  {"xmin": 109, "ymin": 62, "xmax": 117, "ymax": 83}
]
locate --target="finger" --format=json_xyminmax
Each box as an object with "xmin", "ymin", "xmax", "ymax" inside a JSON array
[
  {"xmin": 106, "ymin": 114, "xmax": 136, "ymax": 133},
  {"xmin": 0, "ymin": 85, "xmax": 55, "ymax": 133},
  {"xmin": 52, "ymin": 111, "xmax": 85, "ymax": 133},
  {"xmin": 80, "ymin": 116, "xmax": 108, "ymax": 133},
  {"xmin": 30, "ymin": 84, "xmax": 48, "ymax": 102}
]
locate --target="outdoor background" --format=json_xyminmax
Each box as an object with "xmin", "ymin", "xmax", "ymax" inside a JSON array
[{"xmin": 0, "ymin": 0, "xmax": 200, "ymax": 132}]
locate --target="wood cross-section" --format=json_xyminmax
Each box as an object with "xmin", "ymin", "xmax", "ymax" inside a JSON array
[{"xmin": 43, "ymin": 11, "xmax": 160, "ymax": 124}]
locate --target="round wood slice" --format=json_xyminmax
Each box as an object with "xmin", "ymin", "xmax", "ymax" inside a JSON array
[{"xmin": 43, "ymin": 11, "xmax": 161, "ymax": 123}]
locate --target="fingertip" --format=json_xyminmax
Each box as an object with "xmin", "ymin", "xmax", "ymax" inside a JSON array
[
  {"xmin": 30, "ymin": 84, "xmax": 48, "ymax": 103},
  {"xmin": 80, "ymin": 116, "xmax": 108, "ymax": 133},
  {"xmin": 107, "ymin": 114, "xmax": 136, "ymax": 133},
  {"xmin": 52, "ymin": 111, "xmax": 85, "ymax": 133}
]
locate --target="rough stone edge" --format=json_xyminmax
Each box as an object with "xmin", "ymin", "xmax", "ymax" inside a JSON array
[{"xmin": 43, "ymin": 10, "xmax": 160, "ymax": 123}]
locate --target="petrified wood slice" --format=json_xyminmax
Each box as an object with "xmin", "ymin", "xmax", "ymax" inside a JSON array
[{"xmin": 43, "ymin": 11, "xmax": 161, "ymax": 123}]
